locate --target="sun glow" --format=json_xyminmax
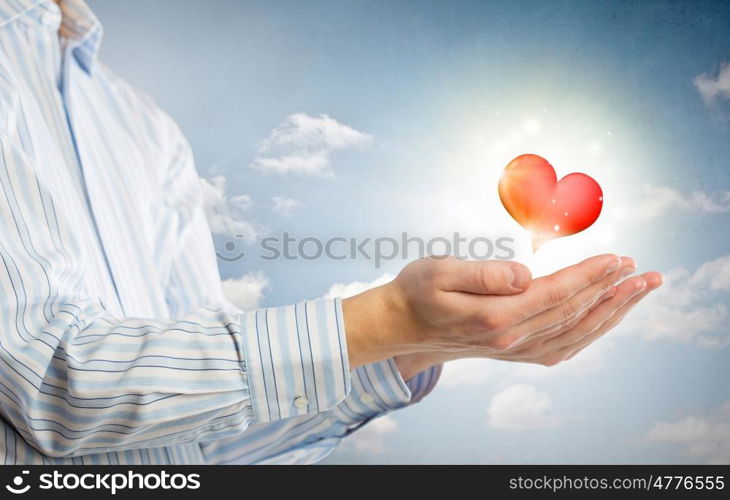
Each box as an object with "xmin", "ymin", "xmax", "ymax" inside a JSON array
[{"xmin": 411, "ymin": 104, "xmax": 647, "ymax": 279}]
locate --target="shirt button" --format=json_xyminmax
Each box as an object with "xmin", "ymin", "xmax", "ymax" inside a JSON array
[
  {"xmin": 293, "ymin": 396, "xmax": 308, "ymax": 409},
  {"xmin": 360, "ymin": 392, "xmax": 375, "ymax": 404}
]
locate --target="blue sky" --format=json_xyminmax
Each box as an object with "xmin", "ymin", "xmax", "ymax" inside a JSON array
[{"xmin": 89, "ymin": 0, "xmax": 730, "ymax": 463}]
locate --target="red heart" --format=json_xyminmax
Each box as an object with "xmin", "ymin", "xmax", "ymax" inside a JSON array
[{"xmin": 498, "ymin": 154, "xmax": 603, "ymax": 249}]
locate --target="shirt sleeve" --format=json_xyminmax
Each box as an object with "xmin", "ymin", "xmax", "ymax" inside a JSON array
[
  {"xmin": 200, "ymin": 358, "xmax": 442, "ymax": 464},
  {"xmin": 330, "ymin": 358, "xmax": 442, "ymax": 430},
  {"xmin": 153, "ymin": 114, "xmax": 442, "ymax": 464},
  {"xmin": 0, "ymin": 130, "xmax": 352, "ymax": 458},
  {"xmin": 156, "ymin": 111, "xmax": 354, "ymax": 424}
]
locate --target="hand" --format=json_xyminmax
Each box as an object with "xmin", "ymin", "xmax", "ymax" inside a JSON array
[
  {"xmin": 393, "ymin": 265, "xmax": 662, "ymax": 378},
  {"xmin": 343, "ymin": 254, "xmax": 662, "ymax": 377}
]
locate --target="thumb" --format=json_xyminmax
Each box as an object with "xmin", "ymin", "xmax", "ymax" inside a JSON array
[{"xmin": 441, "ymin": 258, "xmax": 532, "ymax": 295}]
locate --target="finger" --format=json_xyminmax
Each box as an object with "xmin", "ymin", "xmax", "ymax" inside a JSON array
[
  {"xmin": 439, "ymin": 258, "xmax": 532, "ymax": 295},
  {"xmin": 505, "ymin": 276, "xmax": 643, "ymax": 358},
  {"xmin": 507, "ymin": 258, "xmax": 633, "ymax": 348},
  {"xmin": 508, "ymin": 256, "xmax": 637, "ymax": 345},
  {"xmin": 553, "ymin": 272, "xmax": 662, "ymax": 349},
  {"xmin": 486, "ymin": 281, "xmax": 654, "ymax": 365},
  {"xmin": 562, "ymin": 272, "xmax": 663, "ymax": 359},
  {"xmin": 543, "ymin": 275, "xmax": 649, "ymax": 350},
  {"xmin": 504, "ymin": 256, "xmax": 634, "ymax": 351},
  {"xmin": 484, "ymin": 254, "xmax": 622, "ymax": 327},
  {"xmin": 511, "ymin": 285, "xmax": 618, "ymax": 348},
  {"xmin": 561, "ymin": 290, "xmax": 650, "ymax": 359}
]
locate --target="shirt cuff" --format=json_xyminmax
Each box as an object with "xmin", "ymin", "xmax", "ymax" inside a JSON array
[
  {"xmin": 405, "ymin": 361, "xmax": 443, "ymax": 404},
  {"xmin": 332, "ymin": 358, "xmax": 442, "ymax": 427},
  {"xmin": 240, "ymin": 298, "xmax": 351, "ymax": 422}
]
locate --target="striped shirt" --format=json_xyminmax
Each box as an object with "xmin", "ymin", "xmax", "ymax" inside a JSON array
[{"xmin": 0, "ymin": 0, "xmax": 440, "ymax": 464}]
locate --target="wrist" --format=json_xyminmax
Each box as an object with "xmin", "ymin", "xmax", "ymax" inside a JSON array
[{"xmin": 342, "ymin": 283, "xmax": 414, "ymax": 369}]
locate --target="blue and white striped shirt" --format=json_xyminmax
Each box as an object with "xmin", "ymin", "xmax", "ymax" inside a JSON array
[{"xmin": 0, "ymin": 0, "xmax": 440, "ymax": 464}]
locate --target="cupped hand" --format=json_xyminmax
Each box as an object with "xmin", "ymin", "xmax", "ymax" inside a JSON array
[{"xmin": 343, "ymin": 254, "xmax": 662, "ymax": 378}]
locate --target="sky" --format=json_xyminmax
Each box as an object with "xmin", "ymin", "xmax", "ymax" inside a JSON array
[{"xmin": 89, "ymin": 0, "xmax": 730, "ymax": 464}]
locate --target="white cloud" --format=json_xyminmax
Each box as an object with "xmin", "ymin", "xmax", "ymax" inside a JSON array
[
  {"xmin": 271, "ymin": 196, "xmax": 302, "ymax": 216},
  {"xmin": 250, "ymin": 113, "xmax": 371, "ymax": 175},
  {"xmin": 201, "ymin": 176, "xmax": 260, "ymax": 239},
  {"xmin": 260, "ymin": 113, "xmax": 371, "ymax": 151},
  {"xmin": 253, "ymin": 151, "xmax": 329, "ymax": 175},
  {"xmin": 341, "ymin": 415, "xmax": 399, "ymax": 455},
  {"xmin": 691, "ymin": 255, "xmax": 730, "ymax": 292},
  {"xmin": 633, "ymin": 185, "xmax": 730, "ymax": 220},
  {"xmin": 694, "ymin": 62, "xmax": 730, "ymax": 105},
  {"xmin": 619, "ymin": 255, "xmax": 730, "ymax": 347},
  {"xmin": 322, "ymin": 273, "xmax": 395, "ymax": 299},
  {"xmin": 646, "ymin": 402, "xmax": 730, "ymax": 464},
  {"xmin": 487, "ymin": 384, "xmax": 566, "ymax": 431},
  {"xmin": 440, "ymin": 358, "xmax": 503, "ymax": 388},
  {"xmin": 221, "ymin": 271, "xmax": 269, "ymax": 311}
]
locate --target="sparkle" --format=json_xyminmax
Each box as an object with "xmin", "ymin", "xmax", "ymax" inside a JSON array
[
  {"xmin": 564, "ymin": 211, "xmax": 569, "ymax": 216},
  {"xmin": 553, "ymin": 224, "xmax": 560, "ymax": 231},
  {"xmin": 598, "ymin": 196, "xmax": 603, "ymax": 201},
  {"xmin": 551, "ymin": 199, "xmax": 556, "ymax": 204}
]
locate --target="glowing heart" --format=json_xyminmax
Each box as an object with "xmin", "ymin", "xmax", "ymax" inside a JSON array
[{"xmin": 498, "ymin": 154, "xmax": 603, "ymax": 251}]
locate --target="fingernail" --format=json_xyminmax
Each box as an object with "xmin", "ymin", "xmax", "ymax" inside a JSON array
[
  {"xmin": 510, "ymin": 264, "xmax": 531, "ymax": 290},
  {"xmin": 606, "ymin": 257, "xmax": 621, "ymax": 275},
  {"xmin": 633, "ymin": 279, "xmax": 647, "ymax": 295}
]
